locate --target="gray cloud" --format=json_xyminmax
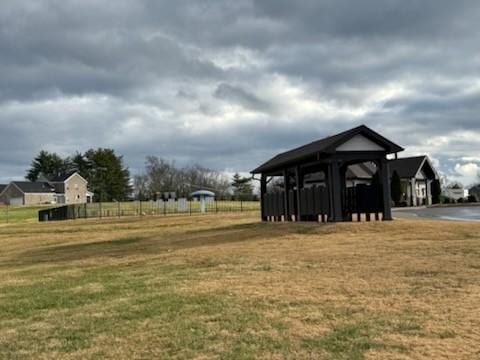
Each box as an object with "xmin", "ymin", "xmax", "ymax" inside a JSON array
[{"xmin": 1, "ymin": 0, "xmax": 480, "ymax": 186}]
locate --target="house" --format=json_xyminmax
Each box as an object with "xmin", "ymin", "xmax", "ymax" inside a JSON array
[
  {"xmin": 251, "ymin": 125, "xmax": 404, "ymax": 222},
  {"xmin": 0, "ymin": 172, "xmax": 91, "ymax": 206},
  {"xmin": 443, "ymin": 186, "xmax": 469, "ymax": 202},
  {"xmin": 0, "ymin": 181, "xmax": 56, "ymax": 206},
  {"xmin": 388, "ymin": 155, "xmax": 439, "ymax": 206},
  {"xmin": 49, "ymin": 172, "xmax": 90, "ymax": 204}
]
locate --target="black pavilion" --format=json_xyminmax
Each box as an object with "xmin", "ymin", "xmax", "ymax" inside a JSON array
[{"xmin": 251, "ymin": 125, "xmax": 404, "ymax": 222}]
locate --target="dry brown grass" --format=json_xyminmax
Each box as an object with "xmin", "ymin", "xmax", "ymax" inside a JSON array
[{"xmin": 0, "ymin": 213, "xmax": 479, "ymax": 359}]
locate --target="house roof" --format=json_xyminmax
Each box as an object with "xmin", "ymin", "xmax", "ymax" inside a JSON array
[
  {"xmin": 388, "ymin": 156, "xmax": 437, "ymax": 179},
  {"xmin": 49, "ymin": 171, "xmax": 79, "ymax": 182},
  {"xmin": 251, "ymin": 125, "xmax": 404, "ymax": 174},
  {"xmin": 11, "ymin": 181, "xmax": 55, "ymax": 194}
]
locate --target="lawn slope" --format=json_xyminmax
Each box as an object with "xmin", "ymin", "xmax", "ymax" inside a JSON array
[{"xmin": 0, "ymin": 213, "xmax": 479, "ymax": 359}]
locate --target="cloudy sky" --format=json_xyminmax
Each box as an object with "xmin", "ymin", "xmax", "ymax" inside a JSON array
[{"xmin": 1, "ymin": 0, "xmax": 480, "ymax": 185}]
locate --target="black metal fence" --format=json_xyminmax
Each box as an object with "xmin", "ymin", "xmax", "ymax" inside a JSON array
[{"xmin": 38, "ymin": 200, "xmax": 260, "ymax": 222}]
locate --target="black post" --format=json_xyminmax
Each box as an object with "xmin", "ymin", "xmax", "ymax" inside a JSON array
[
  {"xmin": 260, "ymin": 174, "xmax": 267, "ymax": 221},
  {"xmin": 380, "ymin": 158, "xmax": 393, "ymax": 221},
  {"xmin": 283, "ymin": 168, "xmax": 290, "ymax": 221},
  {"xmin": 329, "ymin": 160, "xmax": 343, "ymax": 222},
  {"xmin": 295, "ymin": 165, "xmax": 302, "ymax": 221}
]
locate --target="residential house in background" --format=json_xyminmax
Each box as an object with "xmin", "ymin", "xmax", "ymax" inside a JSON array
[
  {"xmin": 0, "ymin": 172, "xmax": 92, "ymax": 206},
  {"xmin": 388, "ymin": 156, "xmax": 439, "ymax": 206},
  {"xmin": 0, "ymin": 181, "xmax": 56, "ymax": 206},
  {"xmin": 302, "ymin": 155, "xmax": 439, "ymax": 207},
  {"xmin": 49, "ymin": 172, "xmax": 91, "ymax": 204},
  {"xmin": 443, "ymin": 185, "xmax": 469, "ymax": 202}
]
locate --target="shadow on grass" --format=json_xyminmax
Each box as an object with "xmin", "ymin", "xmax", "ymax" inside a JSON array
[{"xmin": 12, "ymin": 221, "xmax": 331, "ymax": 266}]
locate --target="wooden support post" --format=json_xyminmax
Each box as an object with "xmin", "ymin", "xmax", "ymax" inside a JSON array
[
  {"xmin": 380, "ymin": 158, "xmax": 393, "ymax": 221},
  {"xmin": 283, "ymin": 169, "xmax": 290, "ymax": 221},
  {"xmin": 329, "ymin": 160, "xmax": 343, "ymax": 222},
  {"xmin": 260, "ymin": 174, "xmax": 267, "ymax": 221},
  {"xmin": 295, "ymin": 166, "xmax": 302, "ymax": 221}
]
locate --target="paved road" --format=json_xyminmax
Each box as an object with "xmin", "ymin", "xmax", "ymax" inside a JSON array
[{"xmin": 393, "ymin": 205, "xmax": 480, "ymax": 221}]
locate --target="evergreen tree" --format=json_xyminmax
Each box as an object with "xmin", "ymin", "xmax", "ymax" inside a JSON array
[
  {"xmin": 84, "ymin": 148, "xmax": 132, "ymax": 202},
  {"xmin": 390, "ymin": 170, "xmax": 402, "ymax": 206},
  {"xmin": 69, "ymin": 152, "xmax": 91, "ymax": 178},
  {"xmin": 26, "ymin": 150, "xmax": 66, "ymax": 181},
  {"xmin": 431, "ymin": 179, "xmax": 441, "ymax": 204},
  {"xmin": 231, "ymin": 173, "xmax": 253, "ymax": 200}
]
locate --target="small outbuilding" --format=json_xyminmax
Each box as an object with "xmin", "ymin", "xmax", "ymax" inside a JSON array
[{"xmin": 251, "ymin": 125, "xmax": 404, "ymax": 222}]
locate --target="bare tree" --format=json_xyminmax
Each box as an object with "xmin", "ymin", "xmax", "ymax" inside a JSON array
[{"xmin": 133, "ymin": 156, "xmax": 231, "ymax": 199}]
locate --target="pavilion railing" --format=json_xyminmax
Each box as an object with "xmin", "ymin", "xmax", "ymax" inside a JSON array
[{"xmin": 263, "ymin": 184, "xmax": 384, "ymax": 222}]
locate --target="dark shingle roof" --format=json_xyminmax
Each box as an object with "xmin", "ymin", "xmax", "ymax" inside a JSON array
[
  {"xmin": 388, "ymin": 156, "xmax": 427, "ymax": 179},
  {"xmin": 0, "ymin": 184, "xmax": 7, "ymax": 194},
  {"xmin": 49, "ymin": 172, "xmax": 77, "ymax": 182},
  {"xmin": 12, "ymin": 181, "xmax": 55, "ymax": 193},
  {"xmin": 252, "ymin": 125, "xmax": 403, "ymax": 173}
]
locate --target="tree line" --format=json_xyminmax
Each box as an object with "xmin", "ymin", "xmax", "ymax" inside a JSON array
[
  {"xmin": 26, "ymin": 151, "xmax": 256, "ymax": 202},
  {"xmin": 27, "ymin": 149, "xmax": 131, "ymax": 202},
  {"xmin": 133, "ymin": 156, "xmax": 255, "ymax": 200}
]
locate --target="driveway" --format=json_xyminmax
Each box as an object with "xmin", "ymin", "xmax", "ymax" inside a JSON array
[{"xmin": 393, "ymin": 205, "xmax": 480, "ymax": 221}]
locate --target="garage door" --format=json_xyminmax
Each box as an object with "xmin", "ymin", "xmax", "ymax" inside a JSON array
[{"xmin": 9, "ymin": 197, "xmax": 23, "ymax": 206}]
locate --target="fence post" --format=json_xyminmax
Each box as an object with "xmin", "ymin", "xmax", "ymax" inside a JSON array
[
  {"xmin": 6, "ymin": 205, "xmax": 9, "ymax": 224},
  {"xmin": 85, "ymin": 203, "xmax": 87, "ymax": 219},
  {"xmin": 139, "ymin": 200, "xmax": 142, "ymax": 217},
  {"xmin": 189, "ymin": 200, "xmax": 192, "ymax": 215},
  {"xmin": 99, "ymin": 201, "xmax": 102, "ymax": 219},
  {"xmin": 241, "ymin": 200, "xmax": 243, "ymax": 212},
  {"xmin": 118, "ymin": 201, "xmax": 121, "ymax": 218},
  {"xmin": 164, "ymin": 201, "xmax": 166, "ymax": 216},
  {"xmin": 215, "ymin": 200, "xmax": 218, "ymax": 213}
]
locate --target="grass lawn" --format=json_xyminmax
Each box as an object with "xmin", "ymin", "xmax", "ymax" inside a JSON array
[
  {"xmin": 0, "ymin": 213, "xmax": 479, "ymax": 359},
  {"xmin": 0, "ymin": 205, "xmax": 52, "ymax": 224},
  {"xmin": 0, "ymin": 201, "xmax": 260, "ymax": 224}
]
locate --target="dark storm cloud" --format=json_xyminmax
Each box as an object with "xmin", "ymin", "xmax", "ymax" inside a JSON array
[
  {"xmin": 1, "ymin": 0, "xmax": 480, "ymax": 185},
  {"xmin": 214, "ymin": 83, "xmax": 271, "ymax": 112}
]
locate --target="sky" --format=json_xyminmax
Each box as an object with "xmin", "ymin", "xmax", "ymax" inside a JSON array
[{"xmin": 1, "ymin": 0, "xmax": 480, "ymax": 186}]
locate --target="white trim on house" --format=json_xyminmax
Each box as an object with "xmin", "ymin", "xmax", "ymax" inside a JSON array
[{"xmin": 413, "ymin": 156, "xmax": 439, "ymax": 180}]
